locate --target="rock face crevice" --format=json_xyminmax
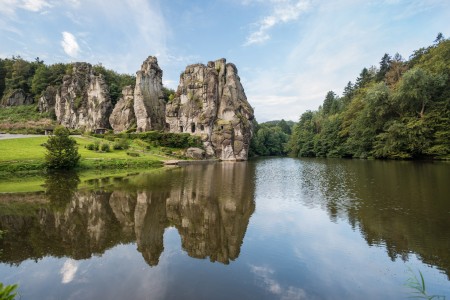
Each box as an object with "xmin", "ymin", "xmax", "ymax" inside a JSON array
[
  {"xmin": 109, "ymin": 86, "xmax": 136, "ymax": 132},
  {"xmin": 54, "ymin": 63, "xmax": 113, "ymax": 131},
  {"xmin": 165, "ymin": 58, "xmax": 254, "ymax": 160},
  {"xmin": 133, "ymin": 56, "xmax": 166, "ymax": 132}
]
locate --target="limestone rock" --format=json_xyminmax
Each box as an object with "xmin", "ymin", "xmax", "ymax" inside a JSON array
[
  {"xmin": 38, "ymin": 86, "xmax": 57, "ymax": 114},
  {"xmin": 166, "ymin": 58, "xmax": 254, "ymax": 160},
  {"xmin": 134, "ymin": 56, "xmax": 166, "ymax": 132},
  {"xmin": 55, "ymin": 62, "xmax": 113, "ymax": 131},
  {"xmin": 109, "ymin": 86, "xmax": 136, "ymax": 133},
  {"xmin": 1, "ymin": 89, "xmax": 34, "ymax": 106}
]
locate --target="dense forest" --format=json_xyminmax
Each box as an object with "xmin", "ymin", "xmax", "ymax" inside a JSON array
[
  {"xmin": 249, "ymin": 119, "xmax": 294, "ymax": 156},
  {"xmin": 288, "ymin": 34, "xmax": 450, "ymax": 160}
]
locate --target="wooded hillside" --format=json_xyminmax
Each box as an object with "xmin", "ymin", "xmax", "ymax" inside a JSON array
[{"xmin": 288, "ymin": 35, "xmax": 450, "ymax": 159}]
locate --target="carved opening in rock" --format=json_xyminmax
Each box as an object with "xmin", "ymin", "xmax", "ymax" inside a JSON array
[
  {"xmin": 191, "ymin": 123, "xmax": 196, "ymax": 133},
  {"xmin": 221, "ymin": 125, "xmax": 224, "ymax": 130},
  {"xmin": 200, "ymin": 124, "xmax": 205, "ymax": 131},
  {"xmin": 179, "ymin": 126, "xmax": 183, "ymax": 132}
]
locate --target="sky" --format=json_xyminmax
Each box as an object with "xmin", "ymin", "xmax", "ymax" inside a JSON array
[{"xmin": 1, "ymin": 0, "xmax": 449, "ymax": 122}]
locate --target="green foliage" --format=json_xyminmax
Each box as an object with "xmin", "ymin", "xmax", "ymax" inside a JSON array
[
  {"xmin": 100, "ymin": 143, "xmax": 110, "ymax": 152},
  {"xmin": 322, "ymin": 91, "xmax": 339, "ymax": 115},
  {"xmin": 288, "ymin": 35, "xmax": 450, "ymax": 160},
  {"xmin": 162, "ymin": 87, "xmax": 176, "ymax": 103},
  {"xmin": 113, "ymin": 138, "xmax": 130, "ymax": 150},
  {"xmin": 126, "ymin": 151, "xmax": 140, "ymax": 157},
  {"xmin": 0, "ymin": 283, "xmax": 17, "ymax": 300},
  {"xmin": 0, "ymin": 60, "xmax": 7, "ymax": 99},
  {"xmin": 0, "ymin": 105, "xmax": 51, "ymax": 122},
  {"xmin": 44, "ymin": 126, "xmax": 80, "ymax": 169},
  {"xmin": 132, "ymin": 131, "xmax": 202, "ymax": 148},
  {"xmin": 92, "ymin": 64, "xmax": 135, "ymax": 106},
  {"xmin": 405, "ymin": 268, "xmax": 446, "ymax": 299},
  {"xmin": 250, "ymin": 120, "xmax": 292, "ymax": 157},
  {"xmin": 31, "ymin": 64, "xmax": 50, "ymax": 96}
]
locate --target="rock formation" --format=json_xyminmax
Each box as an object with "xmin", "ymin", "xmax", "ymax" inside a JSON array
[
  {"xmin": 166, "ymin": 58, "xmax": 254, "ymax": 160},
  {"xmin": 38, "ymin": 86, "xmax": 57, "ymax": 114},
  {"xmin": 109, "ymin": 86, "xmax": 136, "ymax": 132},
  {"xmin": 54, "ymin": 62, "xmax": 113, "ymax": 131},
  {"xmin": 1, "ymin": 89, "xmax": 34, "ymax": 106},
  {"xmin": 133, "ymin": 56, "xmax": 166, "ymax": 132}
]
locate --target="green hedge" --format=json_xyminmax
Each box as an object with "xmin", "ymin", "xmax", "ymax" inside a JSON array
[{"xmin": 92, "ymin": 131, "xmax": 202, "ymax": 149}]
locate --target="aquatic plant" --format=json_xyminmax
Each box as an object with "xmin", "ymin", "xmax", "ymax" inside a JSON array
[
  {"xmin": 0, "ymin": 283, "xmax": 18, "ymax": 300},
  {"xmin": 406, "ymin": 268, "xmax": 446, "ymax": 299}
]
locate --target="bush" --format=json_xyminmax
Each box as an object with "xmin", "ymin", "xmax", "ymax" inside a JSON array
[
  {"xmin": 44, "ymin": 126, "xmax": 80, "ymax": 169},
  {"xmin": 126, "ymin": 151, "xmax": 140, "ymax": 157},
  {"xmin": 100, "ymin": 143, "xmax": 110, "ymax": 152},
  {"xmin": 86, "ymin": 143, "xmax": 95, "ymax": 150},
  {"xmin": 113, "ymin": 138, "xmax": 129, "ymax": 150},
  {"xmin": 93, "ymin": 141, "xmax": 100, "ymax": 151}
]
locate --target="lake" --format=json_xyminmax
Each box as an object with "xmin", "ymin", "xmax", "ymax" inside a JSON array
[{"xmin": 0, "ymin": 158, "xmax": 449, "ymax": 299}]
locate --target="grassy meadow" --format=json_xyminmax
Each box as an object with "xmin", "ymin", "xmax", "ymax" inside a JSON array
[{"xmin": 0, "ymin": 135, "xmax": 178, "ymax": 175}]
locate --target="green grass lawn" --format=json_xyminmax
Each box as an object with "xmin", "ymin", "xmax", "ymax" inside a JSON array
[
  {"xmin": 0, "ymin": 137, "xmax": 48, "ymax": 161},
  {"xmin": 0, "ymin": 136, "xmax": 167, "ymax": 162},
  {"xmin": 0, "ymin": 135, "xmax": 176, "ymax": 176}
]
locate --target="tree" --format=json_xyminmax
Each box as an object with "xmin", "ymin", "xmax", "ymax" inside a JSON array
[
  {"xmin": 31, "ymin": 64, "xmax": 50, "ymax": 96},
  {"xmin": 44, "ymin": 126, "xmax": 80, "ymax": 169},
  {"xmin": 0, "ymin": 59, "xmax": 5, "ymax": 99},
  {"xmin": 377, "ymin": 53, "xmax": 391, "ymax": 82},
  {"xmin": 394, "ymin": 67, "xmax": 446, "ymax": 118},
  {"xmin": 162, "ymin": 87, "xmax": 176, "ymax": 103},
  {"xmin": 277, "ymin": 119, "xmax": 291, "ymax": 135},
  {"xmin": 356, "ymin": 67, "xmax": 373, "ymax": 88},
  {"xmin": 322, "ymin": 91, "xmax": 338, "ymax": 115},
  {"xmin": 434, "ymin": 32, "xmax": 444, "ymax": 44}
]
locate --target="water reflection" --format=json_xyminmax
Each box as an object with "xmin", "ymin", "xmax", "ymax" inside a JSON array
[
  {"xmin": 0, "ymin": 163, "xmax": 255, "ymax": 267},
  {"xmin": 297, "ymin": 158, "xmax": 450, "ymax": 278}
]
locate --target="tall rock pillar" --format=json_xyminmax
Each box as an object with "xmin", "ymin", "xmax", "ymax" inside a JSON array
[{"xmin": 133, "ymin": 56, "xmax": 166, "ymax": 132}]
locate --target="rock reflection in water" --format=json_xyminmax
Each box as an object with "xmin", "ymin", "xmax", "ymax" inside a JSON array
[{"xmin": 0, "ymin": 162, "xmax": 255, "ymax": 267}]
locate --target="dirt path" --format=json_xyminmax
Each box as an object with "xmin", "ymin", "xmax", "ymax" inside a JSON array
[{"xmin": 0, "ymin": 134, "xmax": 43, "ymax": 140}]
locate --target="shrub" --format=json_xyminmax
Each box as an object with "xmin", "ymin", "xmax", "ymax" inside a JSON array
[
  {"xmin": 44, "ymin": 126, "xmax": 80, "ymax": 169},
  {"xmin": 100, "ymin": 143, "xmax": 110, "ymax": 152},
  {"xmin": 93, "ymin": 140, "xmax": 100, "ymax": 151},
  {"xmin": 113, "ymin": 138, "xmax": 129, "ymax": 150},
  {"xmin": 86, "ymin": 143, "xmax": 95, "ymax": 150},
  {"xmin": 126, "ymin": 151, "xmax": 140, "ymax": 157}
]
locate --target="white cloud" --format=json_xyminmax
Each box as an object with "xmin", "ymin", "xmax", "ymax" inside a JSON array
[
  {"xmin": 60, "ymin": 259, "xmax": 79, "ymax": 284},
  {"xmin": 21, "ymin": 0, "xmax": 52, "ymax": 12},
  {"xmin": 0, "ymin": 0, "xmax": 18, "ymax": 16},
  {"xmin": 250, "ymin": 264, "xmax": 307, "ymax": 299},
  {"xmin": 0, "ymin": 0, "xmax": 51, "ymax": 15},
  {"xmin": 244, "ymin": 0, "xmax": 311, "ymax": 46},
  {"xmin": 61, "ymin": 31, "xmax": 80, "ymax": 57}
]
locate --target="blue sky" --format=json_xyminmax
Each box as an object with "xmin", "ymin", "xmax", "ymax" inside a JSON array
[{"xmin": 1, "ymin": 0, "xmax": 449, "ymax": 122}]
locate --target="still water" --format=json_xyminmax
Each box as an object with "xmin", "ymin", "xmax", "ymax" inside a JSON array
[{"xmin": 0, "ymin": 158, "xmax": 449, "ymax": 299}]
